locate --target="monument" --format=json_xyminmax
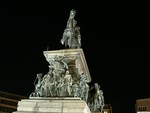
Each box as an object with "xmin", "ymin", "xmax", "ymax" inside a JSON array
[{"xmin": 13, "ymin": 9, "xmax": 104, "ymax": 113}]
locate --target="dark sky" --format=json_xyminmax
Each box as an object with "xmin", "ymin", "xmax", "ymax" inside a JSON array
[{"xmin": 0, "ymin": 1, "xmax": 149, "ymax": 113}]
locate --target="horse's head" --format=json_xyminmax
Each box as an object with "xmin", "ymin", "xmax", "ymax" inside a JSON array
[{"xmin": 69, "ymin": 9, "xmax": 76, "ymax": 19}]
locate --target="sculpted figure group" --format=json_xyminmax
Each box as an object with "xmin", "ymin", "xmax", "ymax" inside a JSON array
[
  {"xmin": 30, "ymin": 55, "xmax": 104, "ymax": 112},
  {"xmin": 30, "ymin": 56, "xmax": 89, "ymax": 101}
]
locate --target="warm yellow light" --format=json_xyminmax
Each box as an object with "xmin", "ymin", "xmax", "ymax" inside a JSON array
[{"xmin": 104, "ymin": 111, "xmax": 108, "ymax": 113}]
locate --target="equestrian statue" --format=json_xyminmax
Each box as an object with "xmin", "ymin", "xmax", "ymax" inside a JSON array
[{"xmin": 61, "ymin": 9, "xmax": 81, "ymax": 49}]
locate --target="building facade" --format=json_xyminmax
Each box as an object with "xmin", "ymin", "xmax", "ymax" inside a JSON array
[
  {"xmin": 103, "ymin": 104, "xmax": 112, "ymax": 113},
  {"xmin": 136, "ymin": 98, "xmax": 150, "ymax": 113},
  {"xmin": 0, "ymin": 91, "xmax": 28, "ymax": 113}
]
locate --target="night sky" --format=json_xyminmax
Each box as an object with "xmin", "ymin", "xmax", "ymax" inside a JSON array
[{"xmin": 0, "ymin": 1, "xmax": 149, "ymax": 113}]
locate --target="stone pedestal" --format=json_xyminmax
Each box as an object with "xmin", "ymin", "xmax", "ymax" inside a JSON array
[
  {"xmin": 13, "ymin": 97, "xmax": 91, "ymax": 113},
  {"xmin": 43, "ymin": 48, "xmax": 91, "ymax": 82}
]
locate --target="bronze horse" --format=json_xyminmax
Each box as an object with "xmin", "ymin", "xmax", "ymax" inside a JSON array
[{"xmin": 61, "ymin": 9, "xmax": 81, "ymax": 49}]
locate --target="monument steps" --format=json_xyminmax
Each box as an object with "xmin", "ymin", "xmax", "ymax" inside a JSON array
[{"xmin": 13, "ymin": 98, "xmax": 91, "ymax": 113}]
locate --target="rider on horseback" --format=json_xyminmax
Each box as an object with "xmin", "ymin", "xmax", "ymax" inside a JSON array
[{"xmin": 61, "ymin": 9, "xmax": 81, "ymax": 49}]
